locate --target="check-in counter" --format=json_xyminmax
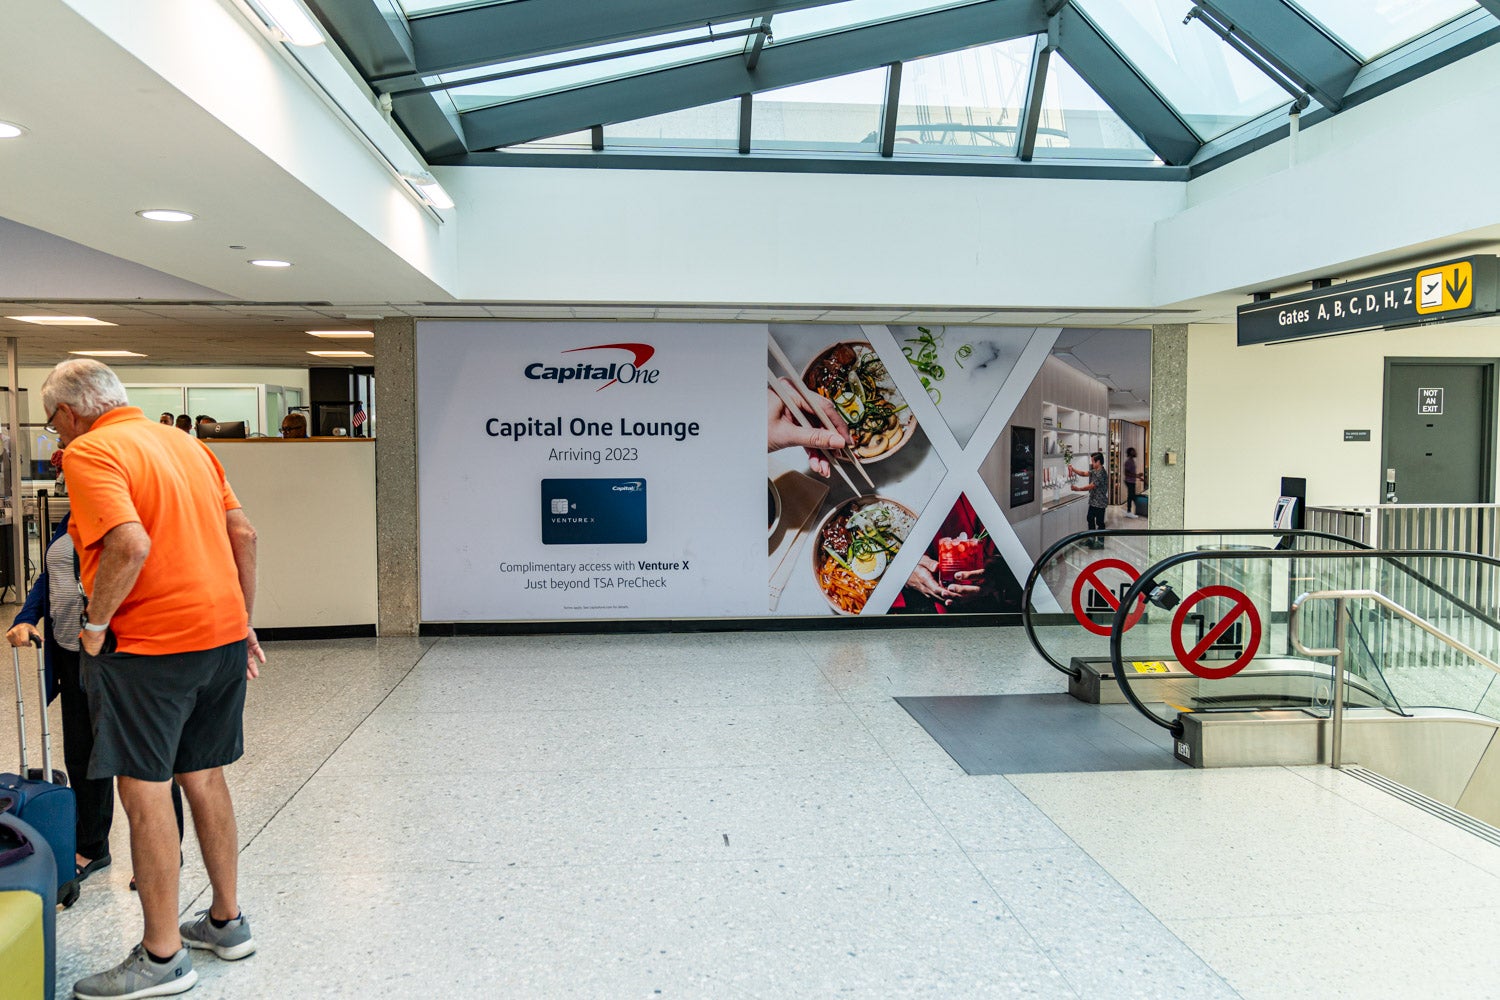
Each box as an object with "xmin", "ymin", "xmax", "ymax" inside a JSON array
[{"xmin": 206, "ymin": 439, "xmax": 376, "ymax": 633}]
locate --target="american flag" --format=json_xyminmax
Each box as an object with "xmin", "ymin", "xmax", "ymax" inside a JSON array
[{"xmin": 352, "ymin": 406, "xmax": 367, "ymax": 428}]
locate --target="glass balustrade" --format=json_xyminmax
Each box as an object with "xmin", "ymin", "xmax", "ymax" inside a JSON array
[
  {"xmin": 1022, "ymin": 527, "xmax": 1368, "ymax": 682},
  {"xmin": 1103, "ymin": 548, "xmax": 1500, "ymax": 735}
]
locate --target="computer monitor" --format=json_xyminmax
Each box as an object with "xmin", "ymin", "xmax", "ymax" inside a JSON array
[{"xmin": 196, "ymin": 421, "xmax": 247, "ymax": 439}]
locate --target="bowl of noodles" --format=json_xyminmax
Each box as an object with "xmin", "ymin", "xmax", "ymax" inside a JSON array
[
  {"xmin": 802, "ymin": 341, "xmax": 915, "ymax": 463},
  {"xmin": 811, "ymin": 496, "xmax": 916, "ymax": 615}
]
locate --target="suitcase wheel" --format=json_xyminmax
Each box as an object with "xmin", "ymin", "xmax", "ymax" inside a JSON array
[{"xmin": 59, "ymin": 879, "xmax": 80, "ymax": 909}]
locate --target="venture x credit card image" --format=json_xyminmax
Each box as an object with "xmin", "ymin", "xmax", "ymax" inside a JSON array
[{"xmin": 541, "ymin": 478, "xmax": 648, "ymax": 545}]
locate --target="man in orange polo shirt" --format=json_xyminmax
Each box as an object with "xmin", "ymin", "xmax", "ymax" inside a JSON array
[{"xmin": 41, "ymin": 360, "xmax": 265, "ymax": 1000}]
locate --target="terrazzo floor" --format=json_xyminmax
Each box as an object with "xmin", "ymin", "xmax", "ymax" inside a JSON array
[{"xmin": 3, "ymin": 626, "xmax": 1499, "ymax": 999}]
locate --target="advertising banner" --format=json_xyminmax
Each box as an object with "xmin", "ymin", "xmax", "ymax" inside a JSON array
[{"xmin": 417, "ymin": 320, "xmax": 1063, "ymax": 622}]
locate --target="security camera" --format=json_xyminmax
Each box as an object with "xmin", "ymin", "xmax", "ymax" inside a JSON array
[{"xmin": 1146, "ymin": 580, "xmax": 1180, "ymax": 611}]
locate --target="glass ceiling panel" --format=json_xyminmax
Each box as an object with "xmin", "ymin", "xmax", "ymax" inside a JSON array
[
  {"xmin": 443, "ymin": 22, "xmax": 755, "ymax": 111},
  {"xmin": 891, "ymin": 38, "xmax": 1034, "ymax": 157},
  {"xmin": 769, "ymin": 0, "xmax": 980, "ymax": 44},
  {"xmin": 397, "ymin": 0, "xmax": 497, "ymax": 15},
  {"xmin": 1032, "ymin": 53, "xmax": 1155, "ymax": 161},
  {"xmin": 1287, "ymin": 0, "xmax": 1479, "ymax": 59},
  {"xmin": 751, "ymin": 69, "xmax": 887, "ymax": 154},
  {"xmin": 1077, "ymin": 0, "xmax": 1290, "ymax": 141},
  {"xmin": 607, "ymin": 101, "xmax": 741, "ymax": 151},
  {"xmin": 508, "ymin": 130, "xmax": 594, "ymax": 152}
]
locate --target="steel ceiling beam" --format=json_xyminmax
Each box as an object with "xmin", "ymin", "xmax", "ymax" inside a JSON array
[
  {"xmin": 1054, "ymin": 5, "xmax": 1199, "ymax": 166},
  {"xmin": 404, "ymin": 0, "xmax": 859, "ymax": 81},
  {"xmin": 305, "ymin": 0, "xmax": 467, "ymax": 158},
  {"xmin": 1193, "ymin": 0, "xmax": 1361, "ymax": 111},
  {"xmin": 306, "ymin": 0, "xmax": 415, "ymax": 75},
  {"xmin": 458, "ymin": 0, "xmax": 1048, "ymax": 152},
  {"xmin": 1016, "ymin": 34, "xmax": 1053, "ymax": 162}
]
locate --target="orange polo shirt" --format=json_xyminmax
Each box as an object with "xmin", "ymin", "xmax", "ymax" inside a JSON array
[{"xmin": 65, "ymin": 407, "xmax": 247, "ymax": 656}]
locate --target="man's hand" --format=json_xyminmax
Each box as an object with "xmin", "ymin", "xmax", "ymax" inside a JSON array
[
  {"xmin": 5, "ymin": 623, "xmax": 39, "ymax": 647},
  {"xmin": 79, "ymin": 627, "xmax": 105, "ymax": 657},
  {"xmin": 245, "ymin": 627, "xmax": 265, "ymax": 680}
]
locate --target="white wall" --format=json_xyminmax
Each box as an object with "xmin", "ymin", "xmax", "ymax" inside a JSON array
[
  {"xmin": 444, "ymin": 167, "xmax": 1185, "ymax": 307},
  {"xmin": 1183, "ymin": 322, "xmax": 1500, "ymax": 528},
  {"xmin": 207, "ymin": 440, "xmax": 377, "ymax": 629},
  {"xmin": 1157, "ymin": 45, "xmax": 1500, "ymax": 305}
]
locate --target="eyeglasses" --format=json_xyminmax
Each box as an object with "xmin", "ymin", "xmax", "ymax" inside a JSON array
[{"xmin": 44, "ymin": 406, "xmax": 60, "ymax": 433}]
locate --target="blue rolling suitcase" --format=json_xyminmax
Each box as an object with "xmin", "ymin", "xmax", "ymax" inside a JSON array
[
  {"xmin": 0, "ymin": 637, "xmax": 80, "ymax": 909},
  {"xmin": 0, "ymin": 811, "xmax": 57, "ymax": 999}
]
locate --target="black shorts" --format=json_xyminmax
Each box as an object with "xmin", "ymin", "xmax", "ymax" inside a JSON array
[{"xmin": 82, "ymin": 638, "xmax": 247, "ymax": 782}]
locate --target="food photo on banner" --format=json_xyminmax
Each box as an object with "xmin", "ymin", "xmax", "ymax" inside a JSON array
[
  {"xmin": 889, "ymin": 493, "xmax": 1022, "ymax": 615},
  {"xmin": 768, "ymin": 325, "xmax": 945, "ymax": 617}
]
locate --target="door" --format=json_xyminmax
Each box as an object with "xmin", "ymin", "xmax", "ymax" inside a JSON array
[{"xmin": 1382, "ymin": 361, "xmax": 1494, "ymax": 504}]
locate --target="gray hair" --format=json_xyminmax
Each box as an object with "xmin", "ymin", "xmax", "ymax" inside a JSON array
[{"xmin": 41, "ymin": 359, "xmax": 130, "ymax": 421}]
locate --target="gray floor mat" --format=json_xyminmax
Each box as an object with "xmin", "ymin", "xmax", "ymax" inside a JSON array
[{"xmin": 895, "ymin": 693, "xmax": 1185, "ymax": 775}]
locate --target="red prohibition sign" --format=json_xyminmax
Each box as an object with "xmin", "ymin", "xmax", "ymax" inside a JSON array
[
  {"xmin": 1170, "ymin": 585, "xmax": 1263, "ymax": 680},
  {"xmin": 1070, "ymin": 559, "xmax": 1146, "ymax": 636}
]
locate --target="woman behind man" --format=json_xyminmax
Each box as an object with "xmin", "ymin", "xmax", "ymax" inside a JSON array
[{"xmin": 7, "ymin": 509, "xmax": 182, "ymax": 890}]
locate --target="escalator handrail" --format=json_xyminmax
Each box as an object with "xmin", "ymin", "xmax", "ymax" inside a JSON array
[
  {"xmin": 1108, "ymin": 547, "xmax": 1500, "ymax": 737},
  {"xmin": 1290, "ymin": 589, "xmax": 1500, "ymax": 676},
  {"xmin": 1021, "ymin": 528, "xmax": 1369, "ymax": 679}
]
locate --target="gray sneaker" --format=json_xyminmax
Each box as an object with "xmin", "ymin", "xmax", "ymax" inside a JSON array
[
  {"xmin": 179, "ymin": 909, "xmax": 256, "ymax": 960},
  {"xmin": 73, "ymin": 944, "xmax": 197, "ymax": 999}
]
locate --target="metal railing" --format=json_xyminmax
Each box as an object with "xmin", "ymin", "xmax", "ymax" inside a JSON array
[
  {"xmin": 1307, "ymin": 504, "xmax": 1500, "ymax": 669},
  {"xmin": 1307, "ymin": 503, "xmax": 1500, "ymax": 552},
  {"xmin": 1289, "ymin": 588, "xmax": 1500, "ymax": 769}
]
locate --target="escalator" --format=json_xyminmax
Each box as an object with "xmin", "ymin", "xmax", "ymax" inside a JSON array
[
  {"xmin": 1021, "ymin": 528, "xmax": 1369, "ymax": 707},
  {"xmin": 1022, "ymin": 531, "xmax": 1500, "ymax": 829}
]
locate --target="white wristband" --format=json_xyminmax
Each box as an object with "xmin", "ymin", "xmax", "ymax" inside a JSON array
[{"xmin": 82, "ymin": 620, "xmax": 109, "ymax": 633}]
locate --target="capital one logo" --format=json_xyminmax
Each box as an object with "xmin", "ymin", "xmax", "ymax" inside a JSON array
[{"xmin": 524, "ymin": 342, "xmax": 660, "ymax": 391}]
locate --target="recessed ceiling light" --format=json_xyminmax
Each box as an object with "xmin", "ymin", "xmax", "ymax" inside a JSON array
[
  {"xmin": 6, "ymin": 315, "xmax": 117, "ymax": 327},
  {"xmin": 252, "ymin": 0, "xmax": 326, "ymax": 46},
  {"xmin": 307, "ymin": 330, "xmax": 374, "ymax": 338},
  {"xmin": 308, "ymin": 350, "xmax": 373, "ymax": 358},
  {"xmin": 0, "ymin": 121, "xmax": 25, "ymax": 139},
  {"xmin": 137, "ymin": 209, "xmax": 196, "ymax": 223},
  {"xmin": 399, "ymin": 172, "xmax": 455, "ymax": 210},
  {"xmin": 248, "ymin": 259, "xmax": 292, "ymax": 268},
  {"xmin": 68, "ymin": 350, "xmax": 147, "ymax": 358}
]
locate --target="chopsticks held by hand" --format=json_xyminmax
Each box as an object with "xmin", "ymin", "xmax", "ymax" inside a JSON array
[
  {"xmin": 766, "ymin": 337, "xmax": 877, "ymax": 489},
  {"xmin": 768, "ymin": 371, "xmax": 862, "ymax": 495}
]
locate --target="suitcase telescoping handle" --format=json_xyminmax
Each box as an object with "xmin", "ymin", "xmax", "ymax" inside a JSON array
[{"xmin": 11, "ymin": 634, "xmax": 47, "ymax": 780}]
